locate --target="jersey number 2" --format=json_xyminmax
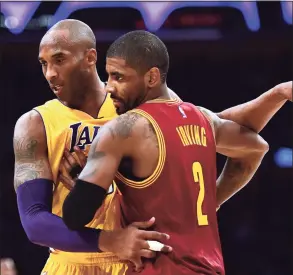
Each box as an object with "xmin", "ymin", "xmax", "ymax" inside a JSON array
[{"xmin": 192, "ymin": 162, "xmax": 209, "ymax": 226}]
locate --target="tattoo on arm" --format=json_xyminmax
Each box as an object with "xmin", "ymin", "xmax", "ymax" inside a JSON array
[
  {"xmin": 216, "ymin": 157, "xmax": 256, "ymax": 206},
  {"xmin": 82, "ymin": 112, "xmax": 159, "ymax": 179},
  {"xmin": 110, "ymin": 112, "xmax": 141, "ymax": 138},
  {"xmin": 13, "ymin": 137, "xmax": 46, "ymax": 189},
  {"xmin": 88, "ymin": 112, "xmax": 142, "ymax": 161},
  {"xmin": 142, "ymin": 121, "xmax": 158, "ymax": 148},
  {"xmin": 14, "ymin": 160, "xmax": 45, "ymax": 188},
  {"xmin": 81, "ymin": 113, "xmax": 142, "ymax": 179},
  {"xmin": 113, "ymin": 112, "xmax": 158, "ymax": 146},
  {"xmin": 221, "ymin": 159, "xmax": 246, "ymax": 183},
  {"xmin": 84, "ymin": 151, "xmax": 106, "ymax": 179},
  {"xmin": 14, "ymin": 138, "xmax": 38, "ymax": 160}
]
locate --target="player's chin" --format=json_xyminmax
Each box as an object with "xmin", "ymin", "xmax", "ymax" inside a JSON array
[
  {"xmin": 116, "ymin": 104, "xmax": 127, "ymax": 115},
  {"xmin": 54, "ymin": 90, "xmax": 68, "ymax": 102}
]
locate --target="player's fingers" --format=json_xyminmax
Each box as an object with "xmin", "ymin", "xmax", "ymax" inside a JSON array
[
  {"xmin": 69, "ymin": 164, "xmax": 83, "ymax": 180},
  {"xmin": 139, "ymin": 249, "xmax": 156, "ymax": 259},
  {"xmin": 61, "ymin": 157, "xmax": 72, "ymax": 174},
  {"xmin": 141, "ymin": 230, "xmax": 170, "ymax": 242},
  {"xmin": 74, "ymin": 146, "xmax": 87, "ymax": 167},
  {"xmin": 59, "ymin": 174, "xmax": 75, "ymax": 190},
  {"xmin": 131, "ymin": 217, "xmax": 155, "ymax": 229},
  {"xmin": 145, "ymin": 240, "xmax": 172, "ymax": 252},
  {"xmin": 62, "ymin": 151, "xmax": 83, "ymax": 179},
  {"xmin": 159, "ymin": 244, "xmax": 173, "ymax": 253},
  {"xmin": 58, "ymin": 159, "xmax": 63, "ymax": 173},
  {"xmin": 64, "ymin": 149, "xmax": 78, "ymax": 166},
  {"xmin": 131, "ymin": 257, "xmax": 143, "ymax": 273}
]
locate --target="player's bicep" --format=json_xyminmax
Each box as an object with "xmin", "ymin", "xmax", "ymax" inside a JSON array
[
  {"xmin": 215, "ymin": 118, "xmax": 268, "ymax": 158},
  {"xmin": 78, "ymin": 122, "xmax": 123, "ymax": 190},
  {"xmin": 198, "ymin": 107, "xmax": 267, "ymax": 158},
  {"xmin": 13, "ymin": 110, "xmax": 52, "ymax": 190}
]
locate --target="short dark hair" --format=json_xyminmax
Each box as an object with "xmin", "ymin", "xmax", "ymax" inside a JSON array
[{"xmin": 106, "ymin": 30, "xmax": 169, "ymax": 83}]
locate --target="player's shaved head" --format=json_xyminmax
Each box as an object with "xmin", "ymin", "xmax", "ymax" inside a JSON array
[
  {"xmin": 38, "ymin": 19, "xmax": 99, "ymax": 109},
  {"xmin": 40, "ymin": 19, "xmax": 96, "ymax": 50}
]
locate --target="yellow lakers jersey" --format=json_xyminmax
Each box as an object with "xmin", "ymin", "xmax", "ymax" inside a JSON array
[{"xmin": 34, "ymin": 93, "xmax": 121, "ymax": 261}]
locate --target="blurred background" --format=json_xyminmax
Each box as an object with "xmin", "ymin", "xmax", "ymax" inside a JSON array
[{"xmin": 0, "ymin": 1, "xmax": 292, "ymax": 275}]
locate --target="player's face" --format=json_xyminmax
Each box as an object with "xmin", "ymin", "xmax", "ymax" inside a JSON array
[
  {"xmin": 106, "ymin": 57, "xmax": 148, "ymax": 114},
  {"xmin": 38, "ymin": 30, "xmax": 90, "ymax": 107}
]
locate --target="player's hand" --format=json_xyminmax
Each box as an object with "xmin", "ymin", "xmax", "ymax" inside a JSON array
[
  {"xmin": 1, "ymin": 258, "xmax": 17, "ymax": 275},
  {"xmin": 59, "ymin": 146, "xmax": 87, "ymax": 190},
  {"xmin": 275, "ymin": 81, "xmax": 292, "ymax": 101},
  {"xmin": 99, "ymin": 217, "xmax": 172, "ymax": 272}
]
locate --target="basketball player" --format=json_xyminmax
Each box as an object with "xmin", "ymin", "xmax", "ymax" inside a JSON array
[
  {"xmin": 13, "ymin": 18, "xmax": 291, "ymax": 274},
  {"xmin": 62, "ymin": 30, "xmax": 269, "ymax": 274},
  {"xmin": 13, "ymin": 21, "xmax": 171, "ymax": 275},
  {"xmin": 61, "ymin": 80, "xmax": 292, "ymax": 209}
]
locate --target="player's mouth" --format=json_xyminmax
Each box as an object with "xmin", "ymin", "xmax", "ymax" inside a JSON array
[
  {"xmin": 113, "ymin": 99, "xmax": 122, "ymax": 109},
  {"xmin": 52, "ymin": 85, "xmax": 63, "ymax": 93}
]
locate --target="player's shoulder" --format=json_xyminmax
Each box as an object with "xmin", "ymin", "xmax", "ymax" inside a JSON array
[
  {"xmin": 14, "ymin": 109, "xmax": 45, "ymax": 140},
  {"xmin": 197, "ymin": 106, "xmax": 218, "ymax": 121},
  {"xmin": 15, "ymin": 109, "xmax": 43, "ymax": 128},
  {"xmin": 104, "ymin": 111, "xmax": 150, "ymax": 140},
  {"xmin": 195, "ymin": 106, "xmax": 220, "ymax": 138},
  {"xmin": 34, "ymin": 99, "xmax": 60, "ymax": 111},
  {"xmin": 180, "ymin": 103, "xmax": 214, "ymax": 120}
]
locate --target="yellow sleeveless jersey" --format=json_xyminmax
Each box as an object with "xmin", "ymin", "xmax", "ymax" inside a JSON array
[{"xmin": 34, "ymin": 93, "xmax": 121, "ymax": 262}]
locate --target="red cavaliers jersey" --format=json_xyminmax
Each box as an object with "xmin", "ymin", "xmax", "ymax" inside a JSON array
[{"xmin": 115, "ymin": 98, "xmax": 224, "ymax": 275}]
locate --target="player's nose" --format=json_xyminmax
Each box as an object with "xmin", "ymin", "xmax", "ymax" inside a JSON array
[
  {"xmin": 45, "ymin": 64, "xmax": 58, "ymax": 82},
  {"xmin": 105, "ymin": 82, "xmax": 116, "ymax": 95}
]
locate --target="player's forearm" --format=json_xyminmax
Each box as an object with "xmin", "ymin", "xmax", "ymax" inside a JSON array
[
  {"xmin": 216, "ymin": 152, "xmax": 266, "ymax": 207},
  {"xmin": 22, "ymin": 210, "xmax": 101, "ymax": 252},
  {"xmin": 217, "ymin": 86, "xmax": 286, "ymax": 133},
  {"xmin": 62, "ymin": 179, "xmax": 107, "ymax": 230},
  {"xmin": 16, "ymin": 179, "xmax": 101, "ymax": 252}
]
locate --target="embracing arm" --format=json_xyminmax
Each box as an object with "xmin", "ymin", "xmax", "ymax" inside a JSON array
[
  {"xmin": 213, "ymin": 82, "xmax": 291, "ymax": 207},
  {"xmin": 200, "ymin": 108, "xmax": 269, "ymax": 207},
  {"xmin": 217, "ymin": 81, "xmax": 292, "ymax": 133},
  {"xmin": 62, "ymin": 113, "xmax": 139, "ymax": 230},
  {"xmin": 14, "ymin": 111, "xmax": 101, "ymax": 252}
]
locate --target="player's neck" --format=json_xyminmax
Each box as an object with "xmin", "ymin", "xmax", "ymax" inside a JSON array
[
  {"xmin": 146, "ymin": 83, "xmax": 172, "ymax": 102},
  {"xmin": 78, "ymin": 73, "xmax": 106, "ymax": 117}
]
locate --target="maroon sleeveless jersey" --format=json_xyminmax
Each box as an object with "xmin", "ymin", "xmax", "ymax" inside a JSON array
[{"xmin": 115, "ymin": 100, "xmax": 224, "ymax": 275}]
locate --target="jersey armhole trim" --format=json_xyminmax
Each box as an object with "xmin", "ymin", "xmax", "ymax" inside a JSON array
[
  {"xmin": 115, "ymin": 109, "xmax": 166, "ymax": 189},
  {"xmin": 197, "ymin": 108, "xmax": 216, "ymax": 143}
]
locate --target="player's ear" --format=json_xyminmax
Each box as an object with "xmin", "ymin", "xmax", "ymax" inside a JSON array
[
  {"xmin": 86, "ymin": 48, "xmax": 97, "ymax": 66},
  {"xmin": 145, "ymin": 67, "xmax": 161, "ymax": 88}
]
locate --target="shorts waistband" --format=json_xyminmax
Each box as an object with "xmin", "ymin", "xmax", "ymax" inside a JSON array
[{"xmin": 48, "ymin": 250, "xmax": 122, "ymax": 265}]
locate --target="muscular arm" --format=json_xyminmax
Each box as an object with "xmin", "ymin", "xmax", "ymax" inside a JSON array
[
  {"xmin": 214, "ymin": 82, "xmax": 291, "ymax": 207},
  {"xmin": 13, "ymin": 111, "xmax": 102, "ymax": 252},
  {"xmin": 217, "ymin": 82, "xmax": 291, "ymax": 133},
  {"xmin": 13, "ymin": 111, "xmax": 52, "ymax": 189},
  {"xmin": 200, "ymin": 107, "xmax": 269, "ymax": 207},
  {"xmin": 62, "ymin": 112, "xmax": 141, "ymax": 229},
  {"xmin": 169, "ymin": 82, "xmax": 291, "ymax": 133}
]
